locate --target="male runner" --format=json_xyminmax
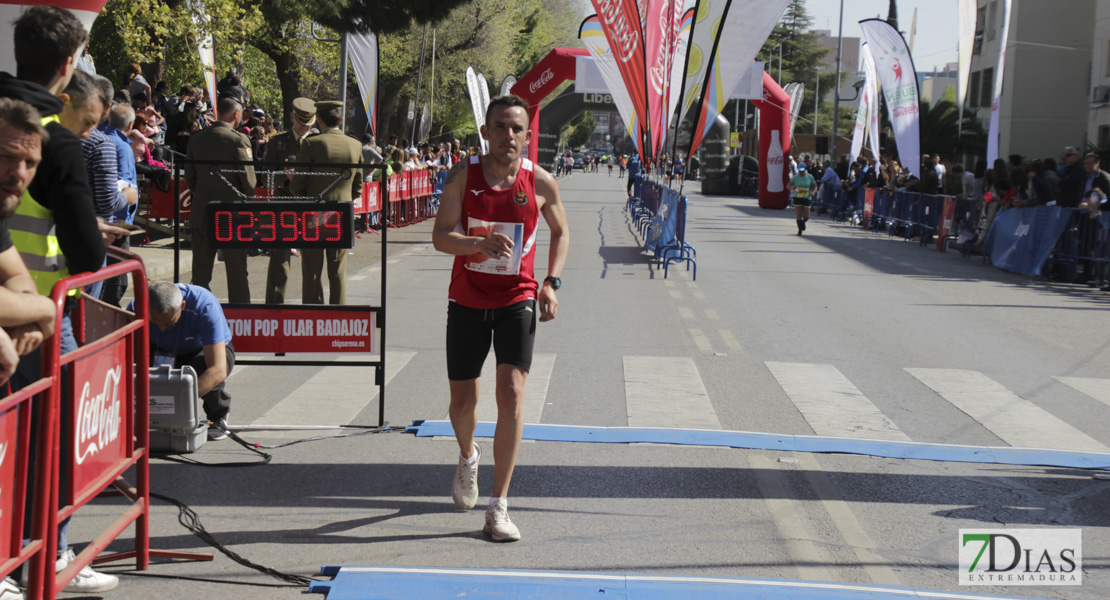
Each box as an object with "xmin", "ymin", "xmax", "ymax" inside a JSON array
[{"xmin": 432, "ymin": 95, "xmax": 569, "ymax": 542}]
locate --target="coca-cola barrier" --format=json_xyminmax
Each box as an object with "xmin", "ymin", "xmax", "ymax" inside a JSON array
[
  {"xmin": 26, "ymin": 248, "xmax": 210, "ymax": 600},
  {"xmin": 0, "ymin": 377, "xmax": 53, "ymax": 600}
]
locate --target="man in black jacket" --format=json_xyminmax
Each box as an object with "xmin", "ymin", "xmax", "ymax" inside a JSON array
[{"xmin": 0, "ymin": 6, "xmax": 119, "ymax": 596}]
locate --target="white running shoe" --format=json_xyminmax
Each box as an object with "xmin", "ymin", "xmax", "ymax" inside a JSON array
[
  {"xmin": 56, "ymin": 548, "xmax": 119, "ymax": 593},
  {"xmin": 483, "ymin": 498, "xmax": 521, "ymax": 542},
  {"xmin": 0, "ymin": 577, "xmax": 23, "ymax": 600},
  {"xmin": 451, "ymin": 444, "xmax": 480, "ymax": 509}
]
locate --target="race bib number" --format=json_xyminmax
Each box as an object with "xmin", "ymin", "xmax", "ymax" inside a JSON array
[{"xmin": 465, "ymin": 218, "xmax": 524, "ymax": 275}]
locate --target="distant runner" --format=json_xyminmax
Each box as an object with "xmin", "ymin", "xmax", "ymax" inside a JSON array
[{"xmin": 787, "ymin": 161, "xmax": 816, "ymax": 235}]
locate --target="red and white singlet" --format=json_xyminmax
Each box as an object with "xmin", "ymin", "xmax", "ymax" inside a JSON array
[{"xmin": 449, "ymin": 155, "xmax": 540, "ymax": 309}]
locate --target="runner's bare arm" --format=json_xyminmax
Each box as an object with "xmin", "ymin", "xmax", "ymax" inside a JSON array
[
  {"xmin": 432, "ymin": 161, "xmax": 512, "ymax": 258},
  {"xmin": 535, "ymin": 166, "xmax": 568, "ymax": 322}
]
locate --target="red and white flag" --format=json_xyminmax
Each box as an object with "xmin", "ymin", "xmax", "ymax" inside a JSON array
[
  {"xmin": 589, "ymin": 0, "xmax": 649, "ymax": 153},
  {"xmin": 0, "ymin": 1, "xmax": 107, "ymax": 74}
]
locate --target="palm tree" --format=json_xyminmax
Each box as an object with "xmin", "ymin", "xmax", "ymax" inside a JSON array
[{"xmin": 919, "ymin": 98, "xmax": 960, "ymax": 158}]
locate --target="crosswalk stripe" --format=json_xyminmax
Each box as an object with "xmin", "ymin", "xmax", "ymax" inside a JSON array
[
  {"xmin": 1055, "ymin": 376, "xmax": 1110, "ymax": 408},
  {"xmin": 719, "ymin": 330, "xmax": 742, "ymax": 351},
  {"xmin": 689, "ymin": 329, "xmax": 714, "ymax": 353},
  {"xmin": 247, "ymin": 350, "xmax": 416, "ymax": 437},
  {"xmin": 907, "ymin": 369, "xmax": 1109, "ymax": 452},
  {"xmin": 624, "ymin": 356, "xmax": 720, "ymax": 429},
  {"xmin": 765, "ymin": 362, "xmax": 909, "ymax": 441}
]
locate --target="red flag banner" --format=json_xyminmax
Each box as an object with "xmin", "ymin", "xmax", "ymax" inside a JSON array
[
  {"xmin": 643, "ymin": 0, "xmax": 676, "ymax": 156},
  {"xmin": 590, "ymin": 0, "xmax": 649, "ymax": 153}
]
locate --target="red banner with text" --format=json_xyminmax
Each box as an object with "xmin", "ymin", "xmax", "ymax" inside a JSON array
[{"xmin": 222, "ymin": 306, "xmax": 377, "ymax": 354}]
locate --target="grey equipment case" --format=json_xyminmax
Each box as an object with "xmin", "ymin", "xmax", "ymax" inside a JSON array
[{"xmin": 148, "ymin": 364, "xmax": 208, "ymax": 452}]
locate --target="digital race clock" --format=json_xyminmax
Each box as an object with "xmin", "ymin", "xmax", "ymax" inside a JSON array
[{"xmin": 205, "ymin": 201, "xmax": 354, "ymax": 249}]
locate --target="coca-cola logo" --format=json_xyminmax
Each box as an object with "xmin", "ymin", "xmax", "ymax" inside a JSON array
[
  {"xmin": 892, "ymin": 105, "xmax": 919, "ymax": 118},
  {"xmin": 768, "ymin": 155, "xmax": 784, "ymax": 165},
  {"xmin": 529, "ymin": 69, "xmax": 554, "ymax": 94},
  {"xmin": 75, "ymin": 366, "xmax": 122, "ymax": 466},
  {"xmin": 180, "ymin": 189, "xmax": 192, "ymax": 210},
  {"xmin": 597, "ymin": 0, "xmax": 639, "ymax": 63}
]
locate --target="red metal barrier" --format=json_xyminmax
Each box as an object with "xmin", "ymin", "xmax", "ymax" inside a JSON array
[
  {"xmin": 937, "ymin": 197, "xmax": 957, "ymax": 251},
  {"xmin": 0, "ymin": 377, "xmax": 54, "ymax": 600},
  {"xmin": 36, "ymin": 250, "xmax": 210, "ymax": 599}
]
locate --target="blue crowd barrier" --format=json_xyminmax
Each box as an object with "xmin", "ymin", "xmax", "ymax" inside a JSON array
[
  {"xmin": 627, "ymin": 177, "xmax": 697, "ymax": 280},
  {"xmin": 810, "ymin": 183, "xmax": 1109, "ymax": 284}
]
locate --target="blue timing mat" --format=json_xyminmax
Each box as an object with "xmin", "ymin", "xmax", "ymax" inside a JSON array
[
  {"xmin": 405, "ymin": 420, "xmax": 1110, "ymax": 471},
  {"xmin": 309, "ymin": 566, "xmax": 1046, "ymax": 600}
]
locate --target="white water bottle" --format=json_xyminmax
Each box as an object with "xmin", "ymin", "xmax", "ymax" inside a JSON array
[{"xmin": 767, "ymin": 130, "xmax": 784, "ymax": 193}]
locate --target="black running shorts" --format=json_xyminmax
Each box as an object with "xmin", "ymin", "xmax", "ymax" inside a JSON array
[
  {"xmin": 793, "ymin": 196, "xmax": 812, "ymax": 207},
  {"xmin": 446, "ymin": 299, "xmax": 537, "ymax": 381}
]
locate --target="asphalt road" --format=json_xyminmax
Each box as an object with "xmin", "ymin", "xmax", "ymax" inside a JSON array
[{"xmin": 66, "ymin": 171, "xmax": 1110, "ymax": 600}]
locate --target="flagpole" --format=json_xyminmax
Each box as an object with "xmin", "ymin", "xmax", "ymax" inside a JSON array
[
  {"xmin": 430, "ymin": 29, "xmax": 435, "ymax": 133},
  {"xmin": 830, "ymin": 0, "xmax": 845, "ymax": 164}
]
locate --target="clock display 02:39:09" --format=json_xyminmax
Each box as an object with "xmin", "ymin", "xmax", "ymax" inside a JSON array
[{"xmin": 205, "ymin": 201, "xmax": 354, "ymax": 249}]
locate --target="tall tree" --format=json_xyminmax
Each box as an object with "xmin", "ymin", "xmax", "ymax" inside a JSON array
[{"xmin": 759, "ymin": 0, "xmax": 851, "ymax": 137}]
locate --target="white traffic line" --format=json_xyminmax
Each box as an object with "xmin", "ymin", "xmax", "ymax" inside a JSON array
[
  {"xmin": 624, "ymin": 356, "xmax": 720, "ymax": 429},
  {"xmin": 749, "ymin": 455, "xmax": 834, "ymax": 583},
  {"xmin": 246, "ymin": 350, "xmax": 416, "ymax": 437},
  {"xmin": 765, "ymin": 362, "xmax": 909, "ymax": 441},
  {"xmin": 796, "ymin": 453, "xmax": 901, "ymax": 585},
  {"xmin": 1055, "ymin": 376, "xmax": 1110, "ymax": 408},
  {"xmin": 908, "ymin": 368, "xmax": 1109, "ymax": 452}
]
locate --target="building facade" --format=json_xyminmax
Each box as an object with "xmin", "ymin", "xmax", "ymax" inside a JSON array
[{"xmin": 968, "ymin": 0, "xmax": 1094, "ymax": 161}]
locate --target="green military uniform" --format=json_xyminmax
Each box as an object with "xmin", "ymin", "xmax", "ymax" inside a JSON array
[
  {"xmin": 185, "ymin": 119, "xmax": 256, "ymax": 303},
  {"xmin": 290, "ymin": 100, "xmax": 363, "ymax": 305},
  {"xmin": 263, "ymin": 97, "xmax": 316, "ymax": 304}
]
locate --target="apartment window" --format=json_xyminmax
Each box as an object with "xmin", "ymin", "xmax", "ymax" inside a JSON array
[
  {"xmin": 969, "ymin": 72, "xmax": 981, "ymax": 108},
  {"xmin": 980, "ymin": 68, "xmax": 994, "ymax": 108},
  {"xmin": 1105, "ymin": 40, "xmax": 1110, "ymax": 77},
  {"xmin": 988, "ymin": 1, "xmax": 998, "ymax": 41},
  {"xmin": 1099, "ymin": 125, "xmax": 1110, "ymax": 149},
  {"xmin": 975, "ymin": 7, "xmax": 985, "ymax": 35}
]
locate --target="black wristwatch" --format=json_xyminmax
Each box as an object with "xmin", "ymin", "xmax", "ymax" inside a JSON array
[{"xmin": 543, "ymin": 276, "xmax": 562, "ymax": 290}]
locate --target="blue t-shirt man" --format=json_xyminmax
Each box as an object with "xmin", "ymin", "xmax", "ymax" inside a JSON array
[
  {"xmin": 141, "ymin": 283, "xmax": 232, "ymax": 356},
  {"xmin": 132, "ymin": 283, "xmax": 235, "ymax": 435}
]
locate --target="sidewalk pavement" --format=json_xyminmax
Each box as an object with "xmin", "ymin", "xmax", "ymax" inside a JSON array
[{"xmin": 129, "ymin": 232, "xmax": 190, "ymax": 282}]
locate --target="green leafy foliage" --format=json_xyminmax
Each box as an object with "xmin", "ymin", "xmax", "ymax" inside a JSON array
[
  {"xmin": 758, "ymin": 0, "xmax": 848, "ymax": 136},
  {"xmin": 90, "ymin": 0, "xmax": 584, "ymax": 141},
  {"xmin": 564, "ymin": 112, "xmax": 595, "ymax": 149}
]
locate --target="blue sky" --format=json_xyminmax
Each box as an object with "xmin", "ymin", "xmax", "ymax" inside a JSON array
[{"xmin": 807, "ymin": 0, "xmax": 959, "ymax": 72}]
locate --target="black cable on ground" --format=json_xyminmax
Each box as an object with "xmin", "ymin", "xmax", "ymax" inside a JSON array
[
  {"xmin": 151, "ymin": 422, "xmax": 396, "ymax": 466},
  {"xmin": 148, "ymin": 491, "xmax": 320, "ymax": 587}
]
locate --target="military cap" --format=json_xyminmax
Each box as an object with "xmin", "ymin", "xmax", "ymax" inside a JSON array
[
  {"xmin": 292, "ymin": 97, "xmax": 316, "ymax": 126},
  {"xmin": 218, "ymin": 88, "xmax": 244, "ymax": 105},
  {"xmin": 315, "ymin": 100, "xmax": 343, "ymax": 111}
]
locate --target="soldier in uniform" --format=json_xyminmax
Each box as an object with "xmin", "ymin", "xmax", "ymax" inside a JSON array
[
  {"xmin": 184, "ymin": 92, "xmax": 256, "ymax": 303},
  {"xmin": 290, "ymin": 100, "xmax": 362, "ymax": 304},
  {"xmin": 263, "ymin": 97, "xmax": 316, "ymax": 304}
]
